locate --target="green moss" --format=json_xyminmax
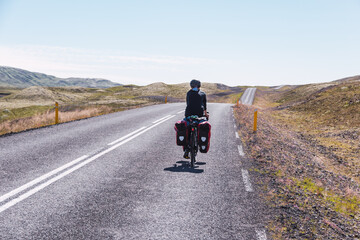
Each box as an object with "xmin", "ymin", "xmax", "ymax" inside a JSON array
[
  {"xmin": 0, "ymin": 105, "xmax": 53, "ymax": 123},
  {"xmin": 296, "ymin": 178, "xmax": 360, "ymax": 216}
]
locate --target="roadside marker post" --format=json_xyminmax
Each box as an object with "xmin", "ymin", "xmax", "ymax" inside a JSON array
[
  {"xmin": 253, "ymin": 109, "xmax": 258, "ymax": 132},
  {"xmin": 165, "ymin": 96, "xmax": 168, "ymax": 104},
  {"xmin": 55, "ymin": 102, "xmax": 59, "ymax": 124}
]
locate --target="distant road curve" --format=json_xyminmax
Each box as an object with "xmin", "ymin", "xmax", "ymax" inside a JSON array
[
  {"xmin": 240, "ymin": 88, "xmax": 256, "ymax": 105},
  {"xmin": 273, "ymin": 85, "xmax": 285, "ymax": 90}
]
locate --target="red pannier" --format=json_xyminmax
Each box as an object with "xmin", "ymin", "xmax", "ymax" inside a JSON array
[
  {"xmin": 198, "ymin": 121, "xmax": 211, "ymax": 153},
  {"xmin": 174, "ymin": 120, "xmax": 188, "ymax": 146}
]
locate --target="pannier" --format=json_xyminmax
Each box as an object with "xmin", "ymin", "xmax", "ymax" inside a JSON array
[
  {"xmin": 174, "ymin": 120, "xmax": 188, "ymax": 146},
  {"xmin": 198, "ymin": 121, "xmax": 211, "ymax": 153}
]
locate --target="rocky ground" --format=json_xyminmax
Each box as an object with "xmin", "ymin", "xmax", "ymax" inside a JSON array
[{"xmin": 234, "ymin": 84, "xmax": 360, "ymax": 239}]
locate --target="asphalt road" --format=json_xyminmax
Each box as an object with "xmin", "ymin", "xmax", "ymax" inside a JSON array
[
  {"xmin": 0, "ymin": 103, "xmax": 268, "ymax": 240},
  {"xmin": 240, "ymin": 88, "xmax": 257, "ymax": 105}
]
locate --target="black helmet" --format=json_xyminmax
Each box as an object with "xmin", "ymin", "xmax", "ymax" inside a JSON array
[{"xmin": 190, "ymin": 79, "xmax": 201, "ymax": 88}]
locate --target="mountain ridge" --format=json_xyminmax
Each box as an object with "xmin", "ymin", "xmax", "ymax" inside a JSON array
[{"xmin": 0, "ymin": 66, "xmax": 122, "ymax": 88}]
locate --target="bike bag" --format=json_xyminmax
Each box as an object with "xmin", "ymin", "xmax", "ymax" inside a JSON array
[
  {"xmin": 198, "ymin": 121, "xmax": 211, "ymax": 153},
  {"xmin": 174, "ymin": 120, "xmax": 188, "ymax": 146}
]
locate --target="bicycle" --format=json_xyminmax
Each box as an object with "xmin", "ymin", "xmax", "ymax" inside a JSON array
[{"xmin": 186, "ymin": 114, "xmax": 208, "ymax": 168}]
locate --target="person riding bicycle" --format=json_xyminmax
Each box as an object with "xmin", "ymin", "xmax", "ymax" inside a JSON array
[
  {"xmin": 183, "ymin": 79, "xmax": 209, "ymax": 159},
  {"xmin": 185, "ymin": 79, "xmax": 208, "ymax": 119}
]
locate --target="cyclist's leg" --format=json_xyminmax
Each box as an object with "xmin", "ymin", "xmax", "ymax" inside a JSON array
[{"xmin": 183, "ymin": 137, "xmax": 190, "ymax": 159}]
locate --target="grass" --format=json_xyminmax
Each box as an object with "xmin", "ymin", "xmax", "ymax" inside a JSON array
[
  {"xmin": 0, "ymin": 105, "xmax": 121, "ymax": 135},
  {"xmin": 296, "ymin": 177, "xmax": 360, "ymax": 216},
  {"xmin": 269, "ymin": 79, "xmax": 360, "ymax": 187},
  {"xmin": 222, "ymin": 92, "xmax": 244, "ymax": 104},
  {"xmin": 269, "ymin": 81, "xmax": 360, "ymax": 183},
  {"xmin": 233, "ymin": 79, "xmax": 360, "ymax": 238},
  {"xmin": 275, "ymin": 82, "xmax": 360, "ymax": 127},
  {"xmin": 1, "ymin": 105, "xmax": 53, "ymax": 122}
]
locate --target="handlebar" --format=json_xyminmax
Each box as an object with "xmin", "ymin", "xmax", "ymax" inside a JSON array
[{"xmin": 187, "ymin": 112, "xmax": 209, "ymax": 121}]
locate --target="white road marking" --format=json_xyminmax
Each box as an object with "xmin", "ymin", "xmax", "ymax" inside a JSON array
[
  {"xmin": 0, "ymin": 155, "xmax": 88, "ymax": 204},
  {"xmin": 241, "ymin": 169, "xmax": 253, "ymax": 192},
  {"xmin": 256, "ymin": 229, "xmax": 267, "ymax": 240},
  {"xmin": 108, "ymin": 127, "xmax": 146, "ymax": 145},
  {"xmin": 176, "ymin": 110, "xmax": 185, "ymax": 114},
  {"xmin": 108, "ymin": 115, "xmax": 175, "ymax": 149},
  {"xmin": 152, "ymin": 115, "xmax": 172, "ymax": 124},
  {"xmin": 238, "ymin": 145, "xmax": 245, "ymax": 156},
  {"xmin": 0, "ymin": 155, "xmax": 98, "ymax": 214},
  {"xmin": 0, "ymin": 115, "xmax": 176, "ymax": 213},
  {"xmin": 234, "ymin": 124, "xmax": 236, "ymax": 128},
  {"xmin": 235, "ymin": 132, "xmax": 239, "ymax": 138}
]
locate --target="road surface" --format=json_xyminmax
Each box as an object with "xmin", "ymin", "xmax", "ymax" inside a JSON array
[
  {"xmin": 0, "ymin": 103, "xmax": 268, "ymax": 239},
  {"xmin": 240, "ymin": 88, "xmax": 257, "ymax": 105}
]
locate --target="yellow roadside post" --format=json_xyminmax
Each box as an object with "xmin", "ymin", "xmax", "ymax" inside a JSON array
[
  {"xmin": 253, "ymin": 109, "xmax": 258, "ymax": 132},
  {"xmin": 55, "ymin": 102, "xmax": 59, "ymax": 124}
]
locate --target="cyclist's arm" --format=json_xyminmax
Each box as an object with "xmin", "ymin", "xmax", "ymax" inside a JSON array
[
  {"xmin": 203, "ymin": 93, "xmax": 209, "ymax": 119},
  {"xmin": 203, "ymin": 93, "xmax": 207, "ymax": 111}
]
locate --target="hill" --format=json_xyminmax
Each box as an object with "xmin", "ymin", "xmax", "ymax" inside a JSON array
[
  {"xmin": 0, "ymin": 66, "xmax": 121, "ymax": 88},
  {"xmin": 0, "ymin": 81, "xmax": 244, "ymax": 135},
  {"xmin": 107, "ymin": 82, "xmax": 243, "ymax": 102},
  {"xmin": 233, "ymin": 76, "xmax": 360, "ymax": 239}
]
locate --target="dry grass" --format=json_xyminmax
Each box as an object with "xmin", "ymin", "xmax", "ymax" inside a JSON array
[
  {"xmin": 234, "ymin": 103, "xmax": 360, "ymax": 239},
  {"xmin": 234, "ymin": 80, "xmax": 360, "ymax": 239},
  {"xmin": 58, "ymin": 107, "xmax": 112, "ymax": 122},
  {"xmin": 269, "ymin": 81, "xmax": 360, "ymax": 183},
  {"xmin": 1, "ymin": 106, "xmax": 114, "ymax": 135}
]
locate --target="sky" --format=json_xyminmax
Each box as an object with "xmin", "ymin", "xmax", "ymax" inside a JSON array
[{"xmin": 0, "ymin": 0, "xmax": 359, "ymax": 86}]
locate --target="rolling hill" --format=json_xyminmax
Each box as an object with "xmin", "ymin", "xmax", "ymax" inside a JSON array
[
  {"xmin": 233, "ymin": 75, "xmax": 360, "ymax": 239},
  {"xmin": 0, "ymin": 66, "xmax": 121, "ymax": 88}
]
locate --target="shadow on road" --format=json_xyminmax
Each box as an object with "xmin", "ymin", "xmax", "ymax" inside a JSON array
[
  {"xmin": 175, "ymin": 161, "xmax": 206, "ymax": 165},
  {"xmin": 164, "ymin": 161, "xmax": 205, "ymax": 173}
]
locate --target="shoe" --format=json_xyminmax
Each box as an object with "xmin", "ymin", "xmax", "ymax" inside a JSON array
[{"xmin": 183, "ymin": 149, "xmax": 190, "ymax": 159}]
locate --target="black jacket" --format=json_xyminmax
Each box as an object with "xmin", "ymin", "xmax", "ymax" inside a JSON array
[{"xmin": 185, "ymin": 89, "xmax": 207, "ymax": 117}]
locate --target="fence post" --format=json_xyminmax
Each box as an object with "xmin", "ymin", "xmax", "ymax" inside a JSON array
[
  {"xmin": 253, "ymin": 109, "xmax": 258, "ymax": 132},
  {"xmin": 55, "ymin": 102, "xmax": 59, "ymax": 124}
]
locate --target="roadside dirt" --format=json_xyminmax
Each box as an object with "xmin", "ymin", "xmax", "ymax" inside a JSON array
[{"xmin": 234, "ymin": 86, "xmax": 360, "ymax": 239}]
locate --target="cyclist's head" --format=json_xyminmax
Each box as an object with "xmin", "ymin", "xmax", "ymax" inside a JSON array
[{"xmin": 190, "ymin": 79, "xmax": 201, "ymax": 89}]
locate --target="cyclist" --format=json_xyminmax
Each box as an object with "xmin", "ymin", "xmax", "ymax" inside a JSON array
[{"xmin": 183, "ymin": 79, "xmax": 209, "ymax": 159}]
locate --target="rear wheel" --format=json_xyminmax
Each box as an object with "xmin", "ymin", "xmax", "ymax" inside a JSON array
[{"xmin": 190, "ymin": 129, "xmax": 196, "ymax": 167}]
